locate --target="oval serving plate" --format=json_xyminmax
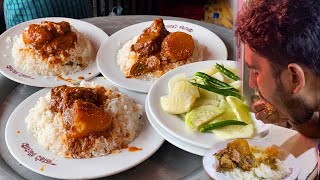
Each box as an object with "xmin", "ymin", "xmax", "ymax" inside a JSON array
[
  {"xmin": 97, "ymin": 20, "xmax": 227, "ymax": 93},
  {"xmin": 5, "ymin": 77, "xmax": 164, "ymax": 179},
  {"xmin": 0, "ymin": 17, "xmax": 108, "ymax": 87}
]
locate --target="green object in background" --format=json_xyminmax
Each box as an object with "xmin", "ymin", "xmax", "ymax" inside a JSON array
[{"xmin": 4, "ymin": 0, "xmax": 93, "ymax": 29}]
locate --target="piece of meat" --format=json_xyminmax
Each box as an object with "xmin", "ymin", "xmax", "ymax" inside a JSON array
[
  {"xmin": 227, "ymin": 139, "xmax": 255, "ymax": 171},
  {"xmin": 50, "ymin": 85, "xmax": 107, "ymax": 114},
  {"xmin": 49, "ymin": 85, "xmax": 113, "ymax": 139},
  {"xmin": 127, "ymin": 55, "xmax": 161, "ymax": 77},
  {"xmin": 217, "ymin": 154, "xmax": 236, "ymax": 172},
  {"xmin": 133, "ymin": 18, "xmax": 169, "ymax": 55},
  {"xmin": 22, "ymin": 21, "xmax": 77, "ymax": 58},
  {"xmin": 214, "ymin": 139, "xmax": 256, "ymax": 172},
  {"xmin": 22, "ymin": 24, "xmax": 53, "ymax": 47},
  {"xmin": 161, "ymin": 32, "xmax": 194, "ymax": 62},
  {"xmin": 227, "ymin": 139, "xmax": 253, "ymax": 157},
  {"xmin": 64, "ymin": 100, "xmax": 113, "ymax": 139}
]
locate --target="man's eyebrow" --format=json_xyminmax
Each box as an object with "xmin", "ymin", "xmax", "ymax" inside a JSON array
[
  {"xmin": 245, "ymin": 62, "xmax": 254, "ymax": 68},
  {"xmin": 245, "ymin": 62, "xmax": 258, "ymax": 69}
]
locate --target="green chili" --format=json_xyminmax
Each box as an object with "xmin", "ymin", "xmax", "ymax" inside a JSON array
[
  {"xmin": 189, "ymin": 81, "xmax": 242, "ymax": 99},
  {"xmin": 200, "ymin": 120, "xmax": 247, "ymax": 132},
  {"xmin": 215, "ymin": 63, "xmax": 240, "ymax": 81}
]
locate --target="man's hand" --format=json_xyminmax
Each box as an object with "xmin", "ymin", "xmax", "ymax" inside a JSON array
[
  {"xmin": 252, "ymin": 99, "xmax": 290, "ymax": 128},
  {"xmin": 252, "ymin": 99, "xmax": 271, "ymax": 120}
]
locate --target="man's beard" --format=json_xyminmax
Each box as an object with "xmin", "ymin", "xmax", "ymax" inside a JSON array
[{"xmin": 275, "ymin": 80, "xmax": 314, "ymax": 124}]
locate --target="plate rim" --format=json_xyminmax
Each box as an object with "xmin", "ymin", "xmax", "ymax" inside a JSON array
[
  {"xmin": 4, "ymin": 77, "xmax": 164, "ymax": 179},
  {"xmin": 202, "ymin": 139, "xmax": 301, "ymax": 180},
  {"xmin": 97, "ymin": 20, "xmax": 228, "ymax": 93},
  {"xmin": 0, "ymin": 17, "xmax": 108, "ymax": 87}
]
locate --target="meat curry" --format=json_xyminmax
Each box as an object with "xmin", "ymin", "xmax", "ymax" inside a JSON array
[
  {"xmin": 50, "ymin": 86, "xmax": 113, "ymax": 139},
  {"xmin": 22, "ymin": 21, "xmax": 77, "ymax": 62},
  {"xmin": 127, "ymin": 18, "xmax": 195, "ymax": 78},
  {"xmin": 214, "ymin": 139, "xmax": 281, "ymax": 172}
]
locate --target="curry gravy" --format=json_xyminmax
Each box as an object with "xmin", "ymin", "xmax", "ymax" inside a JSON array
[{"xmin": 22, "ymin": 21, "xmax": 77, "ymax": 64}]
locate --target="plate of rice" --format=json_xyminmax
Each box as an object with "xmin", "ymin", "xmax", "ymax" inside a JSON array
[
  {"xmin": 0, "ymin": 17, "xmax": 108, "ymax": 87},
  {"xmin": 97, "ymin": 18, "xmax": 227, "ymax": 93},
  {"xmin": 203, "ymin": 139, "xmax": 300, "ymax": 180},
  {"xmin": 5, "ymin": 77, "xmax": 164, "ymax": 179}
]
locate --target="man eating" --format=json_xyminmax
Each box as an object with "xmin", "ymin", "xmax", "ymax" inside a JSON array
[{"xmin": 236, "ymin": 0, "xmax": 320, "ymax": 138}]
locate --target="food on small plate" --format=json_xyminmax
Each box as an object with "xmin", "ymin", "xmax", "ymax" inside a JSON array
[
  {"xmin": 117, "ymin": 18, "xmax": 204, "ymax": 80},
  {"xmin": 12, "ymin": 21, "xmax": 95, "ymax": 76},
  {"xmin": 214, "ymin": 139, "xmax": 290, "ymax": 180},
  {"xmin": 160, "ymin": 63, "xmax": 255, "ymax": 139},
  {"xmin": 25, "ymin": 81, "xmax": 143, "ymax": 158}
]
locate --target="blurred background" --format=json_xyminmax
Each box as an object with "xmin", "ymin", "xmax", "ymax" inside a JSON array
[{"xmin": 0, "ymin": 0, "xmax": 235, "ymax": 34}]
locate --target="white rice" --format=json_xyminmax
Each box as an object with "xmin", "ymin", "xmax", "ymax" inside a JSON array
[
  {"xmin": 25, "ymin": 81, "xmax": 143, "ymax": 158},
  {"xmin": 223, "ymin": 159, "xmax": 290, "ymax": 180},
  {"xmin": 116, "ymin": 35, "xmax": 204, "ymax": 81},
  {"xmin": 12, "ymin": 27, "xmax": 95, "ymax": 76}
]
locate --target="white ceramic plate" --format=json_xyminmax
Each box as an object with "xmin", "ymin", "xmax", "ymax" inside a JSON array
[
  {"xmin": 97, "ymin": 20, "xmax": 228, "ymax": 93},
  {"xmin": 145, "ymin": 95, "xmax": 207, "ymax": 156},
  {"xmin": 5, "ymin": 77, "xmax": 164, "ymax": 179},
  {"xmin": 148, "ymin": 60, "xmax": 270, "ymax": 149},
  {"xmin": 203, "ymin": 140, "xmax": 300, "ymax": 180},
  {"xmin": 0, "ymin": 17, "xmax": 108, "ymax": 87}
]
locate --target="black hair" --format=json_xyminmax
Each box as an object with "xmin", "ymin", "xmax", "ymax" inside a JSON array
[{"xmin": 236, "ymin": 0, "xmax": 320, "ymax": 75}]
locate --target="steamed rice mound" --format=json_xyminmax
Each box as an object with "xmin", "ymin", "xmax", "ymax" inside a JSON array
[
  {"xmin": 224, "ymin": 160, "xmax": 290, "ymax": 180},
  {"xmin": 12, "ymin": 23, "xmax": 95, "ymax": 76},
  {"xmin": 25, "ymin": 81, "xmax": 143, "ymax": 158}
]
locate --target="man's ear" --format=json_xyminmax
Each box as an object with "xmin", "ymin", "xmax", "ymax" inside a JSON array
[{"xmin": 287, "ymin": 63, "xmax": 305, "ymax": 94}]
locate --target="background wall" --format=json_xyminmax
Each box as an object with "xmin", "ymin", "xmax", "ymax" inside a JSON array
[
  {"xmin": 0, "ymin": 0, "xmax": 235, "ymax": 34},
  {"xmin": 0, "ymin": 0, "xmax": 5, "ymax": 34}
]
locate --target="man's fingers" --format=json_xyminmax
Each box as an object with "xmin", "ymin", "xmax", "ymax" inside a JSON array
[
  {"xmin": 252, "ymin": 99, "xmax": 266, "ymax": 112},
  {"xmin": 255, "ymin": 109, "xmax": 269, "ymax": 120}
]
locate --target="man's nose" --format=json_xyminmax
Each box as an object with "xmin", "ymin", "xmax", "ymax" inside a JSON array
[{"xmin": 249, "ymin": 70, "xmax": 257, "ymax": 88}]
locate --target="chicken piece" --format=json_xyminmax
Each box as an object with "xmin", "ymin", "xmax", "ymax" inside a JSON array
[
  {"xmin": 215, "ymin": 149, "xmax": 237, "ymax": 172},
  {"xmin": 227, "ymin": 139, "xmax": 256, "ymax": 171},
  {"xmin": 215, "ymin": 139, "xmax": 256, "ymax": 172},
  {"xmin": 47, "ymin": 21, "xmax": 71, "ymax": 35},
  {"xmin": 227, "ymin": 139, "xmax": 253, "ymax": 157},
  {"xmin": 133, "ymin": 18, "xmax": 169, "ymax": 55},
  {"xmin": 22, "ymin": 24, "xmax": 53, "ymax": 47},
  {"xmin": 217, "ymin": 154, "xmax": 236, "ymax": 172},
  {"xmin": 127, "ymin": 55, "xmax": 161, "ymax": 77},
  {"xmin": 64, "ymin": 100, "xmax": 113, "ymax": 139},
  {"xmin": 49, "ymin": 85, "xmax": 107, "ymax": 114},
  {"xmin": 161, "ymin": 32, "xmax": 194, "ymax": 62},
  {"xmin": 49, "ymin": 86, "xmax": 113, "ymax": 139},
  {"xmin": 22, "ymin": 21, "xmax": 77, "ymax": 58}
]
